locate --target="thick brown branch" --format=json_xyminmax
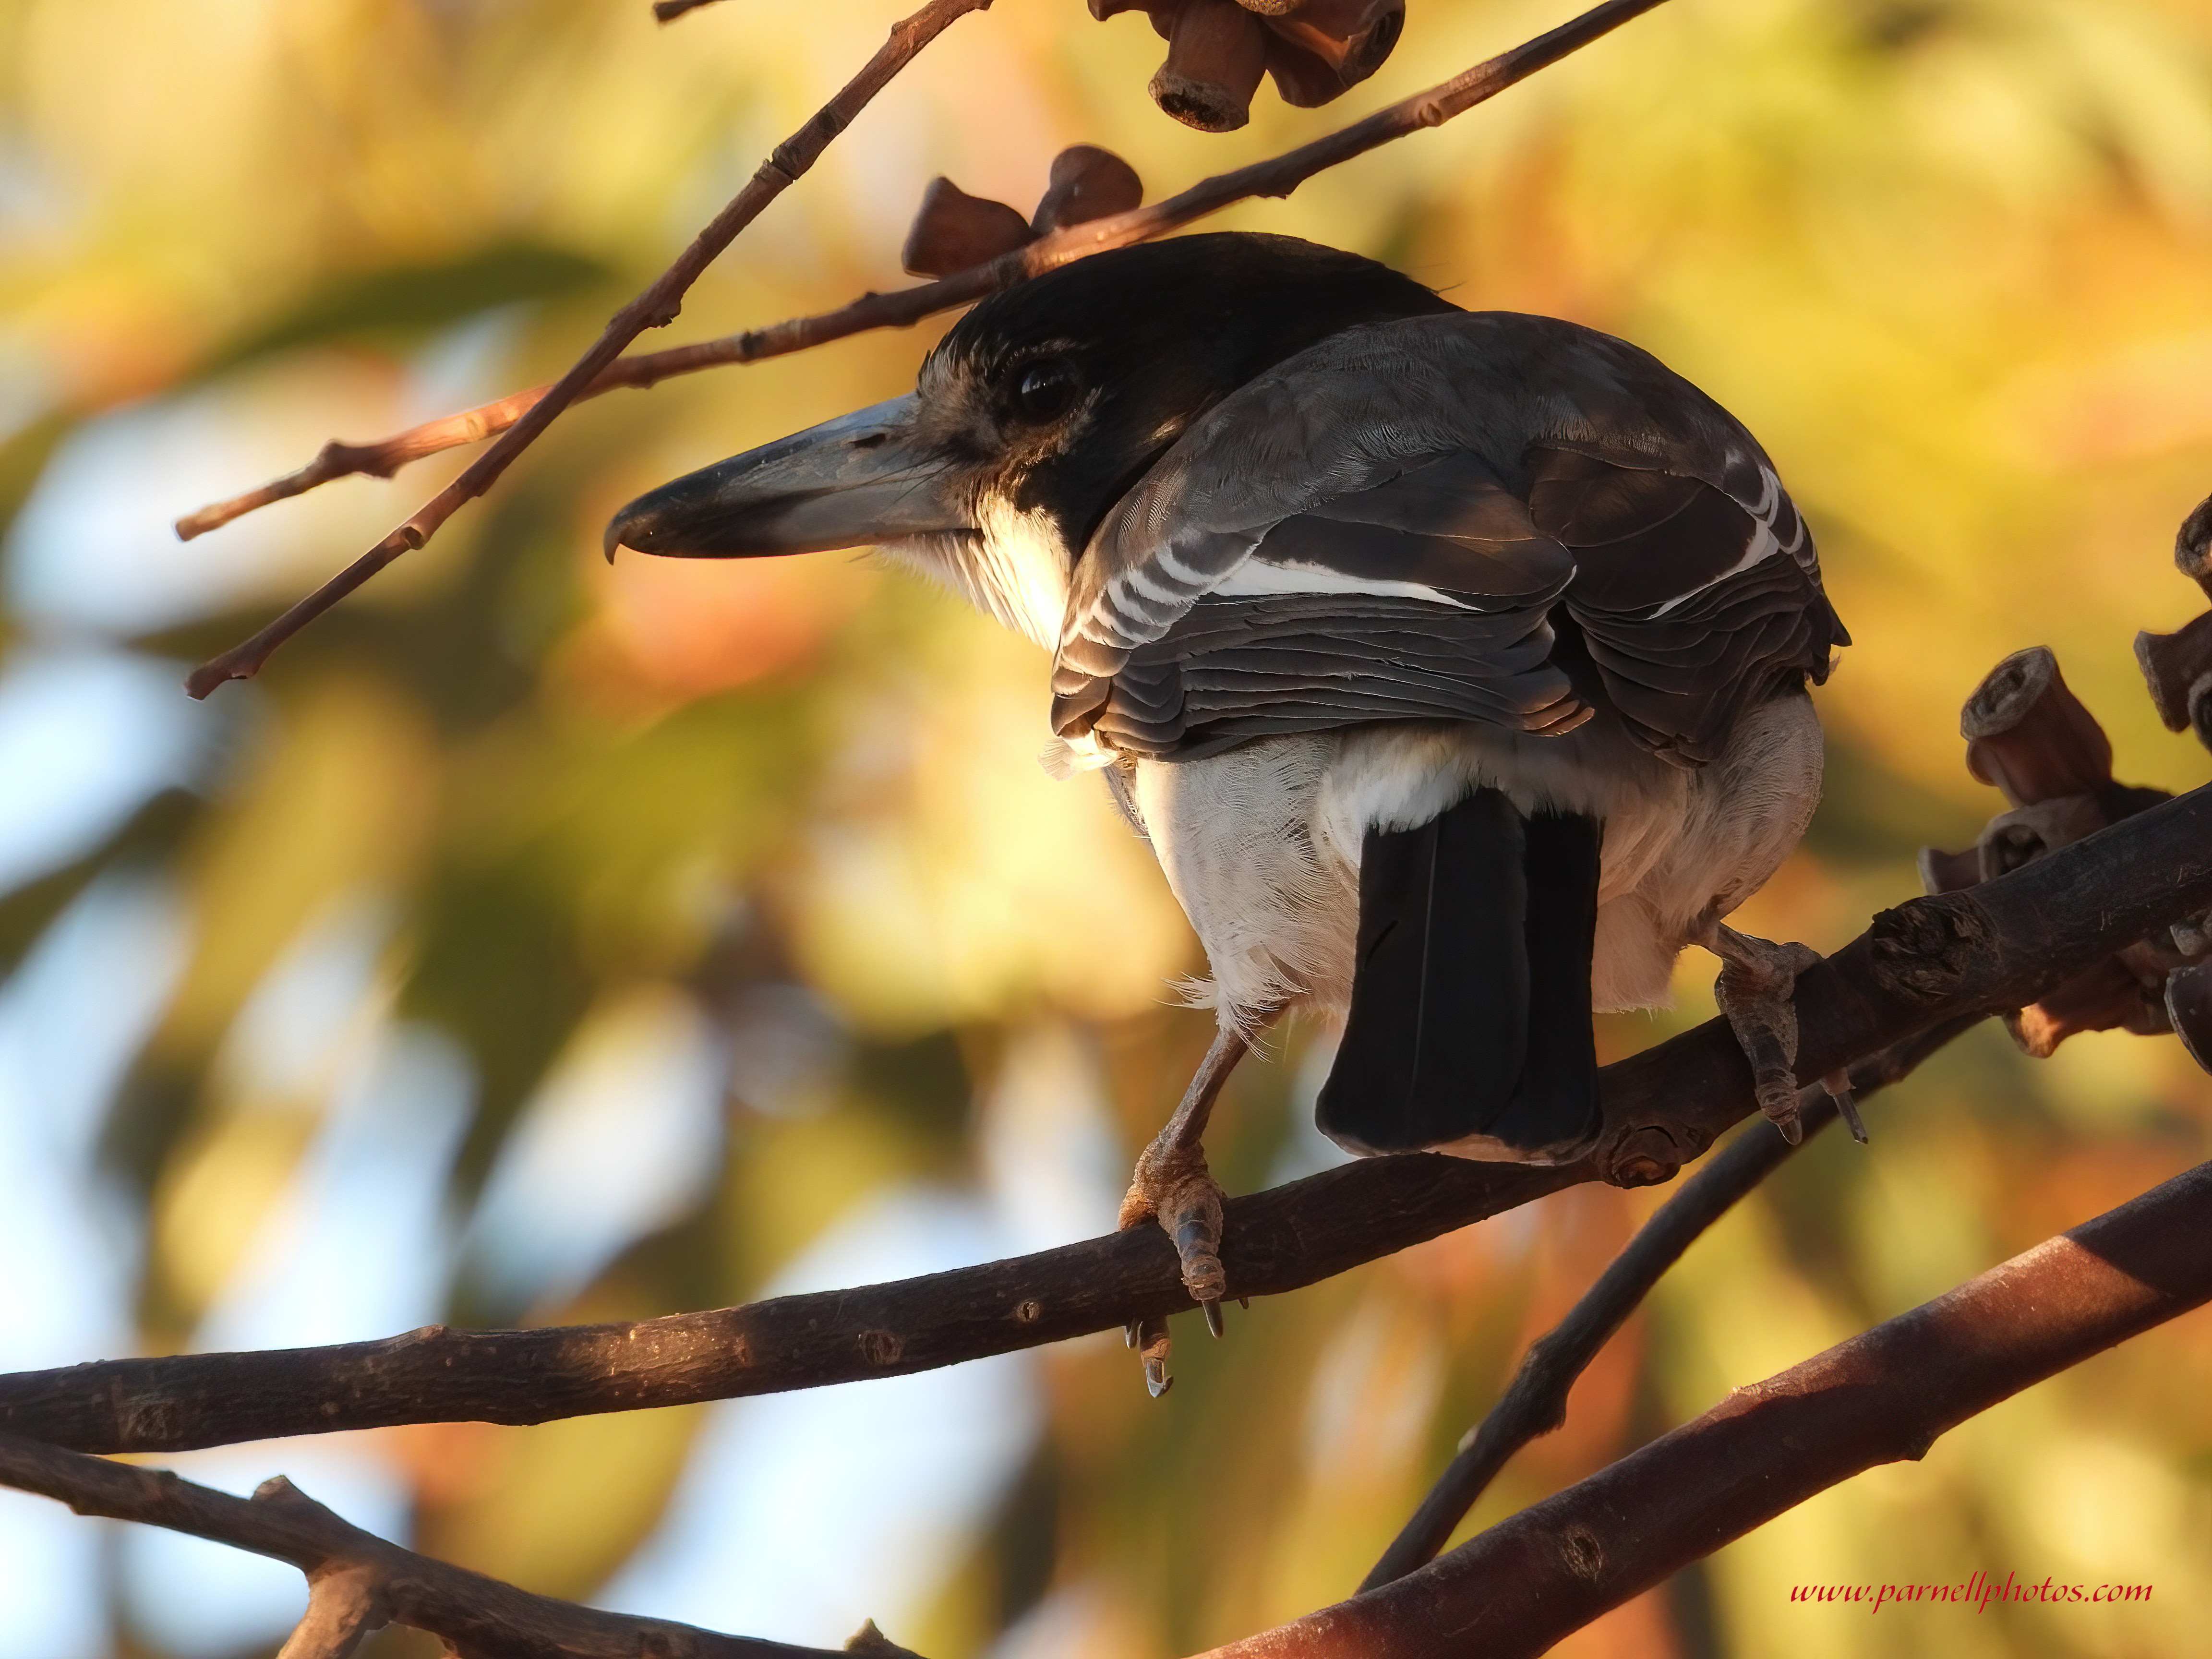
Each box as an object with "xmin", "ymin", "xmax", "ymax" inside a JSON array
[
  {"xmin": 0, "ymin": 1156, "xmax": 1569, "ymax": 1451},
  {"xmin": 0, "ymin": 1431, "xmax": 873, "ymax": 1659},
  {"xmin": 181, "ymin": 0, "xmax": 994, "ymax": 699},
  {"xmin": 178, "ymin": 0, "xmax": 1669, "ymax": 669},
  {"xmin": 2, "ymin": 784, "xmax": 2207, "ymax": 1456},
  {"xmin": 1200, "ymin": 1156, "xmax": 2212, "ymax": 1658},
  {"xmin": 1360, "ymin": 1015, "xmax": 1982, "ymax": 1592}
]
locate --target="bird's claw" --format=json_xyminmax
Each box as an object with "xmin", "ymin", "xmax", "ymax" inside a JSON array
[
  {"xmin": 1822, "ymin": 1069, "xmax": 1869, "ymax": 1144},
  {"xmin": 1134, "ymin": 1313, "xmax": 1174, "ymax": 1397},
  {"xmin": 1120, "ymin": 1137, "xmax": 1229, "ymax": 1305},
  {"xmin": 1707, "ymin": 926, "xmax": 1860, "ymax": 1144},
  {"xmin": 1118, "ymin": 1134, "xmax": 1232, "ymax": 1392}
]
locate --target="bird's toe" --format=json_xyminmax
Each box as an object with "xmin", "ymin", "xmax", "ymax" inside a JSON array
[
  {"xmin": 1706, "ymin": 925, "xmax": 1856, "ymax": 1144},
  {"xmin": 1118, "ymin": 1137, "xmax": 1233, "ymax": 1393}
]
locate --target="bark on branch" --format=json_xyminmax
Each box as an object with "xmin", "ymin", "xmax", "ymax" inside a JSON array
[
  {"xmin": 178, "ymin": 0, "xmax": 1670, "ymax": 691},
  {"xmin": 0, "ymin": 1431, "xmax": 883, "ymax": 1659},
  {"xmin": 3, "ymin": 783, "xmax": 2207, "ymax": 1456},
  {"xmin": 1360, "ymin": 1014, "xmax": 1983, "ymax": 1591},
  {"xmin": 1199, "ymin": 1156, "xmax": 2212, "ymax": 1658},
  {"xmin": 274, "ymin": 1568, "xmax": 383, "ymax": 1659}
]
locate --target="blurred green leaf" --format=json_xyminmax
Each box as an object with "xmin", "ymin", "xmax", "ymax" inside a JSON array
[
  {"xmin": 0, "ymin": 785, "xmax": 199, "ymax": 981},
  {"xmin": 0, "ymin": 409, "xmax": 73, "ymax": 572},
  {"xmin": 402, "ymin": 862, "xmax": 595, "ymax": 1203},
  {"xmin": 202, "ymin": 241, "xmax": 612, "ymax": 374}
]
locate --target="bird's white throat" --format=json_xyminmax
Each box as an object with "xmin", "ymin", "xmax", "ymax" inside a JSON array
[{"xmin": 887, "ymin": 498, "xmax": 1074, "ymax": 653}]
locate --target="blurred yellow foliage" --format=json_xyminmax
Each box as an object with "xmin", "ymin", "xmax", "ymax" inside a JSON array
[
  {"xmin": 2, "ymin": 0, "xmax": 2211, "ymax": 1655},
  {"xmin": 149, "ymin": 1106, "xmax": 320, "ymax": 1323}
]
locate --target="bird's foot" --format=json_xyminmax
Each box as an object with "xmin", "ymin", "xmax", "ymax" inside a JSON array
[
  {"xmin": 1114, "ymin": 1022, "xmax": 1254, "ymax": 1395},
  {"xmin": 1118, "ymin": 1134, "xmax": 1230, "ymax": 1396},
  {"xmin": 1704, "ymin": 923, "xmax": 1865, "ymax": 1146}
]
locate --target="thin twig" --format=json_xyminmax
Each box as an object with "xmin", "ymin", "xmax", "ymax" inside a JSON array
[
  {"xmin": 180, "ymin": 0, "xmax": 995, "ymax": 699},
  {"xmin": 1360, "ymin": 1013, "xmax": 1984, "ymax": 1592},
  {"xmin": 655, "ymin": 0, "xmax": 728, "ymax": 19},
  {"xmin": 174, "ymin": 392, "xmax": 551, "ymax": 541},
  {"xmin": 179, "ymin": 0, "xmax": 1669, "ymax": 689},
  {"xmin": 1202, "ymin": 1157, "xmax": 2212, "ymax": 1658},
  {"xmin": 4, "ymin": 783, "xmax": 2209, "ymax": 1455},
  {"xmin": 0, "ymin": 1431, "xmax": 885, "ymax": 1659}
]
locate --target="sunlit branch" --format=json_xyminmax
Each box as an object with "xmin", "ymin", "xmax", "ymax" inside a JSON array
[
  {"xmin": 4, "ymin": 782, "xmax": 2209, "ymax": 1455},
  {"xmin": 179, "ymin": 0, "xmax": 1670, "ymax": 691},
  {"xmin": 272, "ymin": 1568, "xmax": 381, "ymax": 1659},
  {"xmin": 1202, "ymin": 1157, "xmax": 2212, "ymax": 1658},
  {"xmin": 180, "ymin": 0, "xmax": 998, "ymax": 700},
  {"xmin": 173, "ymin": 390, "xmax": 552, "ymax": 541},
  {"xmin": 1361, "ymin": 1013, "xmax": 1984, "ymax": 1593},
  {"xmin": 0, "ymin": 1431, "xmax": 892, "ymax": 1659}
]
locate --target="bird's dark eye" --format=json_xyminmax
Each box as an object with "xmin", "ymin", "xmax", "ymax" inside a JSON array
[{"xmin": 1012, "ymin": 359, "xmax": 1081, "ymax": 424}]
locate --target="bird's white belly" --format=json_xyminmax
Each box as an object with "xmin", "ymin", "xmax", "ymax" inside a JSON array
[{"xmin": 1126, "ymin": 695, "xmax": 1823, "ymax": 1029}]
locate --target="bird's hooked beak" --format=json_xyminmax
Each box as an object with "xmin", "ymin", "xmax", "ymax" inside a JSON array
[{"xmin": 602, "ymin": 394, "xmax": 972, "ymax": 561}]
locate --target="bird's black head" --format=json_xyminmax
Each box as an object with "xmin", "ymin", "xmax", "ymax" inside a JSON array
[
  {"xmin": 914, "ymin": 234, "xmax": 1455, "ymax": 548},
  {"xmin": 603, "ymin": 234, "xmax": 1455, "ymax": 633}
]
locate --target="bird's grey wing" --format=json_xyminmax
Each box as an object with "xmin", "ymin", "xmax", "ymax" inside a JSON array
[
  {"xmin": 1052, "ymin": 451, "xmax": 1585, "ymax": 759},
  {"xmin": 1526, "ymin": 444, "xmax": 1848, "ymax": 765},
  {"xmin": 1053, "ymin": 312, "xmax": 1846, "ymax": 763}
]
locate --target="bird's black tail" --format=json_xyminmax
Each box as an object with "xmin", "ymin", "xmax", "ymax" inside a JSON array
[{"xmin": 1315, "ymin": 788, "xmax": 1601, "ymax": 1157}]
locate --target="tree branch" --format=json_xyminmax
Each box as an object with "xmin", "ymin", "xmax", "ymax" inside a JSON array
[
  {"xmin": 2, "ymin": 782, "xmax": 2206, "ymax": 1455},
  {"xmin": 176, "ymin": 0, "xmax": 1671, "ymax": 677},
  {"xmin": 173, "ymin": 393, "xmax": 554, "ymax": 541},
  {"xmin": 1360, "ymin": 1014, "xmax": 1983, "ymax": 1592},
  {"xmin": 180, "ymin": 0, "xmax": 996, "ymax": 700},
  {"xmin": 274, "ymin": 1568, "xmax": 382, "ymax": 1659},
  {"xmin": 1199, "ymin": 1155, "xmax": 2212, "ymax": 1658},
  {"xmin": 0, "ymin": 1431, "xmax": 885, "ymax": 1659}
]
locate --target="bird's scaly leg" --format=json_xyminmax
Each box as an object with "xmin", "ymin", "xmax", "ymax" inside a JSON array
[
  {"xmin": 1118, "ymin": 1022, "xmax": 1253, "ymax": 1395},
  {"xmin": 1700, "ymin": 922, "xmax": 1866, "ymax": 1146}
]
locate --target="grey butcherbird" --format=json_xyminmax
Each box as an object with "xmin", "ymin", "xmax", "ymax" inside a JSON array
[{"xmin": 607, "ymin": 234, "xmax": 1852, "ymax": 1392}]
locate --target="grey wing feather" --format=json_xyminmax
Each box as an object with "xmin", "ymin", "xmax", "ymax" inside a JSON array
[
  {"xmin": 1053, "ymin": 312, "xmax": 1847, "ymax": 765},
  {"xmin": 1527, "ymin": 445, "xmax": 1845, "ymax": 764},
  {"xmin": 1053, "ymin": 455, "xmax": 1583, "ymax": 758}
]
